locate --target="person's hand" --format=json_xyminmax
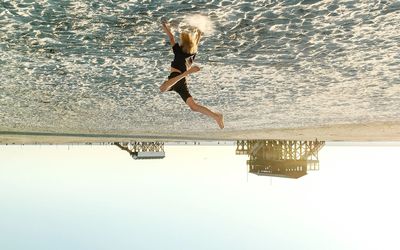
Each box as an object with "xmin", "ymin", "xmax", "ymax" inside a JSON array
[
  {"xmin": 195, "ymin": 28, "xmax": 204, "ymax": 36},
  {"xmin": 161, "ymin": 22, "xmax": 169, "ymax": 32}
]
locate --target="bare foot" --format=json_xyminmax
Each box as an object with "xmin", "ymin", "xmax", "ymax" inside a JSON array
[{"xmin": 215, "ymin": 113, "xmax": 224, "ymax": 129}]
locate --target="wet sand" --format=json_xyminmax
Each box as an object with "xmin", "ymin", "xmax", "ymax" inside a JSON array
[{"xmin": 1, "ymin": 122, "xmax": 399, "ymax": 144}]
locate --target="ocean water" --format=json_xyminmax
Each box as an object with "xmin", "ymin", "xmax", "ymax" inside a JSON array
[{"xmin": 1, "ymin": 0, "xmax": 399, "ymax": 135}]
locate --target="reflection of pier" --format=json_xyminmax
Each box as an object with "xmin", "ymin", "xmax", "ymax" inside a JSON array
[
  {"xmin": 236, "ymin": 140, "xmax": 325, "ymax": 179},
  {"xmin": 114, "ymin": 142, "xmax": 165, "ymax": 160}
]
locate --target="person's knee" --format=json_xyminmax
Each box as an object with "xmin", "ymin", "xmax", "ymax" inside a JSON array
[
  {"xmin": 159, "ymin": 82, "xmax": 167, "ymax": 92},
  {"xmin": 189, "ymin": 104, "xmax": 198, "ymax": 111},
  {"xmin": 188, "ymin": 101, "xmax": 198, "ymax": 112}
]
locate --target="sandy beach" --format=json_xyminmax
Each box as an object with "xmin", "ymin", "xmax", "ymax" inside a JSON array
[
  {"xmin": 1, "ymin": 1, "xmax": 399, "ymax": 145},
  {"xmin": 1, "ymin": 122, "xmax": 399, "ymax": 144}
]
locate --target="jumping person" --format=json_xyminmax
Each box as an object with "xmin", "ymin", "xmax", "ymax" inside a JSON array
[{"xmin": 160, "ymin": 21, "xmax": 224, "ymax": 129}]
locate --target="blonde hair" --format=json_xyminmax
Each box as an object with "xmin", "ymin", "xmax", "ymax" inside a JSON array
[{"xmin": 180, "ymin": 32, "xmax": 198, "ymax": 54}]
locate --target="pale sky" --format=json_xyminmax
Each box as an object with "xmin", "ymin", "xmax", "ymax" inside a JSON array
[{"xmin": 0, "ymin": 143, "xmax": 399, "ymax": 250}]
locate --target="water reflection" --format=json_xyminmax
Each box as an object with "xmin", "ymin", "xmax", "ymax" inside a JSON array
[
  {"xmin": 236, "ymin": 140, "xmax": 325, "ymax": 179},
  {"xmin": 112, "ymin": 139, "xmax": 325, "ymax": 179},
  {"xmin": 1, "ymin": 139, "xmax": 399, "ymax": 250},
  {"xmin": 114, "ymin": 141, "xmax": 165, "ymax": 159}
]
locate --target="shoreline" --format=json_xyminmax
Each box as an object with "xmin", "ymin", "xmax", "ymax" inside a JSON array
[{"xmin": 1, "ymin": 121, "xmax": 400, "ymax": 144}]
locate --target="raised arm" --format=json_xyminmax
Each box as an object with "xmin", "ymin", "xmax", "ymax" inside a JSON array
[{"xmin": 162, "ymin": 22, "xmax": 176, "ymax": 46}]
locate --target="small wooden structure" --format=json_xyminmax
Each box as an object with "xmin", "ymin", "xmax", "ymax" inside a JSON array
[
  {"xmin": 115, "ymin": 141, "xmax": 165, "ymax": 159},
  {"xmin": 236, "ymin": 140, "xmax": 325, "ymax": 179}
]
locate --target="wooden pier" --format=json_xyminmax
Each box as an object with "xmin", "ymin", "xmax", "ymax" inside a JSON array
[
  {"xmin": 114, "ymin": 141, "xmax": 165, "ymax": 159},
  {"xmin": 236, "ymin": 140, "xmax": 325, "ymax": 178}
]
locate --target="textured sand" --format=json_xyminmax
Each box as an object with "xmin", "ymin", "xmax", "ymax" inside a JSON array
[{"xmin": 1, "ymin": 1, "xmax": 400, "ymax": 137}]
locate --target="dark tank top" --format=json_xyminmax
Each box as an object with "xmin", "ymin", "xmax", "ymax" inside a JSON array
[{"xmin": 170, "ymin": 43, "xmax": 196, "ymax": 73}]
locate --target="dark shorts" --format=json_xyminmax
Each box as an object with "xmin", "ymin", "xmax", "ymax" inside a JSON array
[{"xmin": 168, "ymin": 71, "xmax": 192, "ymax": 102}]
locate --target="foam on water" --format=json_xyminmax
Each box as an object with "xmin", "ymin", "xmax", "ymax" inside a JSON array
[{"xmin": 0, "ymin": 0, "xmax": 400, "ymax": 135}]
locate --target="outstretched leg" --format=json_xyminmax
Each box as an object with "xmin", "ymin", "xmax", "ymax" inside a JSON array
[
  {"xmin": 186, "ymin": 97, "xmax": 224, "ymax": 129},
  {"xmin": 160, "ymin": 66, "xmax": 200, "ymax": 92}
]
